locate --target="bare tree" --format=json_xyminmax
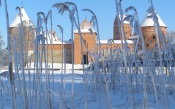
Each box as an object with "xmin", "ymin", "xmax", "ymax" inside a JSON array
[
  {"xmin": 10, "ymin": 21, "xmax": 35, "ymax": 52},
  {"xmin": 167, "ymin": 31, "xmax": 175, "ymax": 44},
  {"xmin": 0, "ymin": 32, "xmax": 5, "ymax": 48},
  {"xmin": 0, "ymin": 33, "xmax": 8, "ymax": 66}
]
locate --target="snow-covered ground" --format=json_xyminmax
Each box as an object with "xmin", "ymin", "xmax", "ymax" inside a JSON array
[
  {"xmin": 26, "ymin": 62, "xmax": 89, "ymax": 70},
  {"xmin": 1, "ymin": 65, "xmax": 175, "ymax": 109}
]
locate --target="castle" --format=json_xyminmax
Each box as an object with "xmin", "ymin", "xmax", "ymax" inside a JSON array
[{"xmin": 9, "ymin": 7, "xmax": 167, "ymax": 64}]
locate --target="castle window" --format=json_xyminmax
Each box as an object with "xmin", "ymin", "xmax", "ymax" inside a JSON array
[
  {"xmin": 153, "ymin": 35, "xmax": 156, "ymax": 39},
  {"xmin": 147, "ymin": 44, "xmax": 149, "ymax": 47}
]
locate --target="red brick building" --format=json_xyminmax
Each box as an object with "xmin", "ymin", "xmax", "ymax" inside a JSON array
[
  {"xmin": 9, "ymin": 7, "xmax": 167, "ymax": 64},
  {"xmin": 141, "ymin": 11, "xmax": 167, "ymax": 50}
]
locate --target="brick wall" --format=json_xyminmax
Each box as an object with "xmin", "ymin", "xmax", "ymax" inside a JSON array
[
  {"xmin": 39, "ymin": 44, "xmax": 72, "ymax": 63},
  {"xmin": 141, "ymin": 26, "xmax": 167, "ymax": 50},
  {"xmin": 113, "ymin": 16, "xmax": 132, "ymax": 40},
  {"xmin": 74, "ymin": 32, "xmax": 97, "ymax": 64}
]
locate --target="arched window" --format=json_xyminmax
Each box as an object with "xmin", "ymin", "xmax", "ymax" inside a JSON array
[{"xmin": 83, "ymin": 54, "xmax": 88, "ymax": 64}]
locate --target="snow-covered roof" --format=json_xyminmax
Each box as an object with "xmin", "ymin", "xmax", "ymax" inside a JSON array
[
  {"xmin": 41, "ymin": 36, "xmax": 72, "ymax": 45},
  {"xmin": 100, "ymin": 40, "xmax": 134, "ymax": 44},
  {"xmin": 114, "ymin": 15, "xmax": 130, "ymax": 25},
  {"xmin": 40, "ymin": 30, "xmax": 72, "ymax": 45},
  {"xmin": 122, "ymin": 15, "xmax": 130, "ymax": 24},
  {"xmin": 141, "ymin": 11, "xmax": 166, "ymax": 27},
  {"xmin": 74, "ymin": 19, "xmax": 96, "ymax": 34},
  {"xmin": 74, "ymin": 28, "xmax": 96, "ymax": 33},
  {"xmin": 10, "ymin": 7, "xmax": 35, "ymax": 28},
  {"xmin": 51, "ymin": 40, "xmax": 72, "ymax": 45}
]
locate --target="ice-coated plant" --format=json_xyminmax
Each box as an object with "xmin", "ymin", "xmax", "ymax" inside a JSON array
[
  {"xmin": 57, "ymin": 25, "xmax": 63, "ymax": 73},
  {"xmin": 52, "ymin": 3, "xmax": 76, "ymax": 109},
  {"xmin": 115, "ymin": 0, "xmax": 135, "ymax": 108},
  {"xmin": 0, "ymin": 1, "xmax": 175, "ymax": 109},
  {"xmin": 125, "ymin": 5, "xmax": 159, "ymax": 108},
  {"xmin": 36, "ymin": 12, "xmax": 48, "ymax": 72},
  {"xmin": 16, "ymin": 6, "xmax": 29, "ymax": 109},
  {"xmin": 57, "ymin": 24, "xmax": 64, "ymax": 109},
  {"xmin": 56, "ymin": 25, "xmax": 64, "ymax": 72},
  {"xmin": 2, "ymin": 1, "xmax": 17, "ymax": 109},
  {"xmin": 82, "ymin": 9, "xmax": 102, "ymax": 56},
  {"xmin": 45, "ymin": 10, "xmax": 54, "ymax": 84},
  {"xmin": 53, "ymin": 3, "xmax": 93, "ymax": 109},
  {"xmin": 147, "ymin": 1, "xmax": 170, "ymax": 108}
]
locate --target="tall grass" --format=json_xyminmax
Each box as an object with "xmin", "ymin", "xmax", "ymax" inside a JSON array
[{"xmin": 0, "ymin": 0, "xmax": 175, "ymax": 109}]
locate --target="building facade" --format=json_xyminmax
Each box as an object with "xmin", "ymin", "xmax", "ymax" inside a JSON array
[
  {"xmin": 9, "ymin": 7, "xmax": 167, "ymax": 64},
  {"xmin": 141, "ymin": 11, "xmax": 167, "ymax": 50},
  {"xmin": 9, "ymin": 7, "xmax": 35, "ymax": 53},
  {"xmin": 113, "ymin": 15, "xmax": 132, "ymax": 40}
]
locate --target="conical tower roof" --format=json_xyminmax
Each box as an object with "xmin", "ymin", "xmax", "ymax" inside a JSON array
[
  {"xmin": 10, "ymin": 7, "xmax": 35, "ymax": 28},
  {"xmin": 141, "ymin": 10, "xmax": 166, "ymax": 27}
]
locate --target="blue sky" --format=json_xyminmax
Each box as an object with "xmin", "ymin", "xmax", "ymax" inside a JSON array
[{"xmin": 0, "ymin": 0, "xmax": 174, "ymax": 47}]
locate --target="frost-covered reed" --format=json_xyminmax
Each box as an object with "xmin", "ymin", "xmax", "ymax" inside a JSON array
[{"xmin": 0, "ymin": 0, "xmax": 175, "ymax": 109}]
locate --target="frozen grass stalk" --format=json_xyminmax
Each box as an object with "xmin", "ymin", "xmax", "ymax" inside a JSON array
[{"xmin": 0, "ymin": 0, "xmax": 175, "ymax": 109}]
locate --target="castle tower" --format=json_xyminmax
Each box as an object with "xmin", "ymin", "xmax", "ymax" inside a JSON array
[
  {"xmin": 9, "ymin": 7, "xmax": 35, "ymax": 52},
  {"xmin": 10, "ymin": 7, "xmax": 34, "ymax": 28},
  {"xmin": 141, "ymin": 10, "xmax": 167, "ymax": 50},
  {"xmin": 113, "ymin": 15, "xmax": 132, "ymax": 40},
  {"xmin": 74, "ymin": 19, "xmax": 97, "ymax": 64}
]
